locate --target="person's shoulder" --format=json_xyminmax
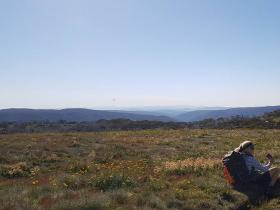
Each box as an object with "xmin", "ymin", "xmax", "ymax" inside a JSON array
[{"xmin": 240, "ymin": 152, "xmax": 253, "ymax": 160}]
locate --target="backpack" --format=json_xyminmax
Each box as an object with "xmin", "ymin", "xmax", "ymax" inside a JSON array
[{"xmin": 222, "ymin": 151, "xmax": 252, "ymax": 186}]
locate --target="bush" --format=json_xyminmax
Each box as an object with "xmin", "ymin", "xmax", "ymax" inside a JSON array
[
  {"xmin": 149, "ymin": 179, "xmax": 167, "ymax": 192},
  {"xmin": 60, "ymin": 174, "xmax": 87, "ymax": 190},
  {"xmin": 68, "ymin": 161, "xmax": 91, "ymax": 175},
  {"xmin": 91, "ymin": 174, "xmax": 134, "ymax": 191},
  {"xmin": 110, "ymin": 190, "xmax": 129, "ymax": 204},
  {"xmin": 136, "ymin": 192, "xmax": 166, "ymax": 209},
  {"xmin": 0, "ymin": 162, "xmax": 31, "ymax": 178}
]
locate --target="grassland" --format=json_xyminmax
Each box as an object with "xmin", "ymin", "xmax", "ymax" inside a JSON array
[{"xmin": 1, "ymin": 129, "xmax": 280, "ymax": 210}]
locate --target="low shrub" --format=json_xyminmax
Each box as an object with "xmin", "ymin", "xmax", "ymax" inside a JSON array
[
  {"xmin": 68, "ymin": 161, "xmax": 91, "ymax": 175},
  {"xmin": 149, "ymin": 179, "xmax": 167, "ymax": 192},
  {"xmin": 0, "ymin": 162, "xmax": 31, "ymax": 178},
  {"xmin": 110, "ymin": 190, "xmax": 130, "ymax": 204},
  {"xmin": 91, "ymin": 174, "xmax": 134, "ymax": 191},
  {"xmin": 136, "ymin": 192, "xmax": 166, "ymax": 210},
  {"xmin": 60, "ymin": 174, "xmax": 88, "ymax": 190}
]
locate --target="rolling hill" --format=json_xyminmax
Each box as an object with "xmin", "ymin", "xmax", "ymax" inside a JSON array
[
  {"xmin": 175, "ymin": 105, "xmax": 280, "ymax": 122},
  {"xmin": 0, "ymin": 108, "xmax": 173, "ymax": 122},
  {"xmin": 1, "ymin": 106, "xmax": 280, "ymax": 123}
]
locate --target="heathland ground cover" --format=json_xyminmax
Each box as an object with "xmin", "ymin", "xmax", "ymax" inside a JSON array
[{"xmin": 1, "ymin": 129, "xmax": 280, "ymax": 210}]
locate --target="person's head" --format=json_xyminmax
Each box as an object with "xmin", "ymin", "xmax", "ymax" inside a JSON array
[{"xmin": 239, "ymin": 141, "xmax": 255, "ymax": 155}]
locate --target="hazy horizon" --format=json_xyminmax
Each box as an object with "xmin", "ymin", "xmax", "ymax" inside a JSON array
[
  {"xmin": 2, "ymin": 104, "xmax": 280, "ymax": 111},
  {"xmin": 1, "ymin": 0, "xmax": 280, "ymax": 108}
]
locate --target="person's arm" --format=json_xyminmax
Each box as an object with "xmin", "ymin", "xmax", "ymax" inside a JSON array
[
  {"xmin": 264, "ymin": 158, "xmax": 274, "ymax": 168},
  {"xmin": 262, "ymin": 161, "xmax": 271, "ymax": 171},
  {"xmin": 246, "ymin": 156, "xmax": 270, "ymax": 173},
  {"xmin": 264, "ymin": 155, "xmax": 274, "ymax": 168}
]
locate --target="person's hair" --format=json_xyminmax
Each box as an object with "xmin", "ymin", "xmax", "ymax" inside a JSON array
[{"xmin": 235, "ymin": 141, "xmax": 254, "ymax": 152}]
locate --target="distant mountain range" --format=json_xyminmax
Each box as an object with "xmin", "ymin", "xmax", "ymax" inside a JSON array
[
  {"xmin": 0, "ymin": 106, "xmax": 280, "ymax": 123},
  {"xmin": 175, "ymin": 106, "xmax": 280, "ymax": 122},
  {"xmin": 99, "ymin": 106, "xmax": 229, "ymax": 117},
  {"xmin": 0, "ymin": 108, "xmax": 172, "ymax": 122}
]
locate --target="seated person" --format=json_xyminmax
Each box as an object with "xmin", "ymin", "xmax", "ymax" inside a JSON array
[{"xmin": 236, "ymin": 141, "xmax": 280, "ymax": 194}]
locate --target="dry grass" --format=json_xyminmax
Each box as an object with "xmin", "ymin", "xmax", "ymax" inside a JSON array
[
  {"xmin": 163, "ymin": 157, "xmax": 221, "ymax": 175},
  {"xmin": 0, "ymin": 129, "xmax": 280, "ymax": 209}
]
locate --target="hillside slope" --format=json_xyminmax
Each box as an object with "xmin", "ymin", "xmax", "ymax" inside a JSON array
[
  {"xmin": 176, "ymin": 106, "xmax": 280, "ymax": 122},
  {"xmin": 0, "ymin": 108, "xmax": 173, "ymax": 122}
]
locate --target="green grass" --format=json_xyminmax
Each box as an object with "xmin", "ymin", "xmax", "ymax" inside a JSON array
[{"xmin": 0, "ymin": 129, "xmax": 280, "ymax": 209}]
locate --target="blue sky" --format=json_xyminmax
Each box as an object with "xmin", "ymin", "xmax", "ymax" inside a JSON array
[{"xmin": 1, "ymin": 0, "xmax": 280, "ymax": 109}]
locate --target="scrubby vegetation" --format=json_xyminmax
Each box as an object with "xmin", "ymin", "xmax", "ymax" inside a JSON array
[
  {"xmin": 1, "ymin": 129, "xmax": 280, "ymax": 209},
  {"xmin": 1, "ymin": 110, "xmax": 280, "ymax": 134}
]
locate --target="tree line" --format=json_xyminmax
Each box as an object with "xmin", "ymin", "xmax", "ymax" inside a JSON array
[{"xmin": 1, "ymin": 110, "xmax": 280, "ymax": 134}]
